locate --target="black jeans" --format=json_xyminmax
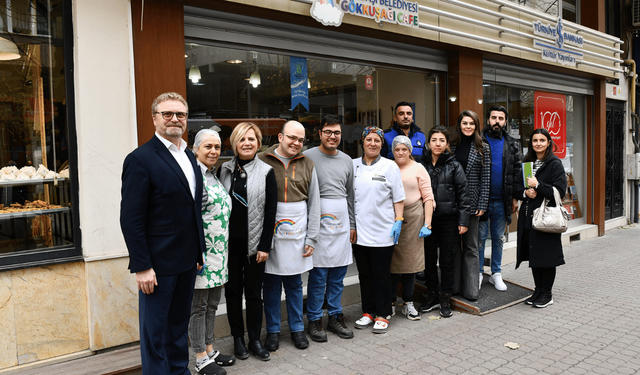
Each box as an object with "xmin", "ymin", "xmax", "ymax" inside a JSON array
[
  {"xmin": 424, "ymin": 215, "xmax": 460, "ymax": 293},
  {"xmin": 353, "ymin": 244, "xmax": 394, "ymax": 318},
  {"xmin": 225, "ymin": 237, "xmax": 266, "ymax": 341},
  {"xmin": 390, "ymin": 273, "xmax": 415, "ymax": 303}
]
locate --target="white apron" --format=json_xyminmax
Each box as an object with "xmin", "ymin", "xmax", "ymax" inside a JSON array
[
  {"xmin": 266, "ymin": 201, "xmax": 313, "ymax": 275},
  {"xmin": 314, "ymin": 198, "xmax": 353, "ymax": 268}
]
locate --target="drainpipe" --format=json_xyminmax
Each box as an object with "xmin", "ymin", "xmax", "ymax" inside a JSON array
[{"xmin": 623, "ymin": 59, "xmax": 639, "ymax": 223}]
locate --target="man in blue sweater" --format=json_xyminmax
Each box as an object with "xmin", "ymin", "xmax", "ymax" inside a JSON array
[
  {"xmin": 479, "ymin": 105, "xmax": 522, "ymax": 291},
  {"xmin": 381, "ymin": 102, "xmax": 426, "ymax": 163}
]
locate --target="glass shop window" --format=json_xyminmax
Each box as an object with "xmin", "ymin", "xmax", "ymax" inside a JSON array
[
  {"xmin": 0, "ymin": 0, "xmax": 75, "ymax": 262},
  {"xmin": 184, "ymin": 44, "xmax": 443, "ymax": 160},
  {"xmin": 483, "ymin": 83, "xmax": 586, "ymax": 224}
]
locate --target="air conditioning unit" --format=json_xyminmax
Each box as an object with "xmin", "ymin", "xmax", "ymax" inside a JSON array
[{"xmin": 635, "ymin": 0, "xmax": 640, "ymax": 27}]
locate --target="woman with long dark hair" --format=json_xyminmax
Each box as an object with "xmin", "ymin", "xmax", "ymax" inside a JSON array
[
  {"xmin": 516, "ymin": 128, "xmax": 566, "ymax": 308},
  {"xmin": 450, "ymin": 110, "xmax": 490, "ymax": 300},
  {"xmin": 419, "ymin": 126, "xmax": 469, "ymax": 318}
]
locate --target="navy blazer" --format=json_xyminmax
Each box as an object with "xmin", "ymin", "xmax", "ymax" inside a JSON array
[{"xmin": 120, "ymin": 135, "xmax": 205, "ymax": 276}]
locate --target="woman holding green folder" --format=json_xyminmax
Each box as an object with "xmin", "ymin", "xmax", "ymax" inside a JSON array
[{"xmin": 516, "ymin": 128, "xmax": 567, "ymax": 308}]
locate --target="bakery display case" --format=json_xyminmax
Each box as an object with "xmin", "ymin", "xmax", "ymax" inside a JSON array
[{"xmin": 0, "ymin": 166, "xmax": 73, "ymax": 254}]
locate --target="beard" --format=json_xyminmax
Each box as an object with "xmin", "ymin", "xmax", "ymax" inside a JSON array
[
  {"xmin": 489, "ymin": 124, "xmax": 503, "ymax": 136},
  {"xmin": 396, "ymin": 121, "xmax": 412, "ymax": 130},
  {"xmin": 162, "ymin": 126, "xmax": 184, "ymax": 138}
]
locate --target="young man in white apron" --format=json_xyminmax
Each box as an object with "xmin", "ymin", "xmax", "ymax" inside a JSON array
[
  {"xmin": 258, "ymin": 121, "xmax": 320, "ymax": 351},
  {"xmin": 303, "ymin": 115, "xmax": 356, "ymax": 342}
]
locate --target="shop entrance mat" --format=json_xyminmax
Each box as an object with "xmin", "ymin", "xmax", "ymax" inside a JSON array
[{"xmin": 414, "ymin": 274, "xmax": 533, "ymax": 316}]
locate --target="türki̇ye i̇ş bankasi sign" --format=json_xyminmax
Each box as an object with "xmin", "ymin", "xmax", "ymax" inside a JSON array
[
  {"xmin": 533, "ymin": 18, "xmax": 584, "ymax": 67},
  {"xmin": 310, "ymin": 0, "xmax": 419, "ymax": 28}
]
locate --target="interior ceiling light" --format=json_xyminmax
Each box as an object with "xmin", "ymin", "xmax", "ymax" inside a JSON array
[
  {"xmin": 188, "ymin": 53, "xmax": 201, "ymax": 84},
  {"xmin": 226, "ymin": 59, "xmax": 243, "ymax": 64},
  {"xmin": 0, "ymin": 37, "xmax": 20, "ymax": 61},
  {"xmin": 249, "ymin": 70, "xmax": 261, "ymax": 88}
]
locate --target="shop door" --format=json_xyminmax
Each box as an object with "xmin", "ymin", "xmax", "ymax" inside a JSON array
[{"xmin": 605, "ymin": 101, "xmax": 624, "ymax": 219}]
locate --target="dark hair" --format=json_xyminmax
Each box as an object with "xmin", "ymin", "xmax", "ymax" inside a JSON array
[
  {"xmin": 425, "ymin": 125, "xmax": 451, "ymax": 154},
  {"xmin": 451, "ymin": 110, "xmax": 485, "ymax": 163},
  {"xmin": 523, "ymin": 128, "xmax": 556, "ymax": 162},
  {"xmin": 395, "ymin": 101, "xmax": 412, "ymax": 114},
  {"xmin": 485, "ymin": 105, "xmax": 508, "ymax": 125},
  {"xmin": 320, "ymin": 114, "xmax": 342, "ymax": 130}
]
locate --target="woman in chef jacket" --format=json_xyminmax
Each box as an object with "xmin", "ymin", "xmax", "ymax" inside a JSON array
[{"xmin": 352, "ymin": 127, "xmax": 405, "ymax": 334}]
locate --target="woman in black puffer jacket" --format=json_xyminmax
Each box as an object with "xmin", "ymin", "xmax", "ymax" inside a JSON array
[{"xmin": 419, "ymin": 126, "xmax": 470, "ymax": 318}]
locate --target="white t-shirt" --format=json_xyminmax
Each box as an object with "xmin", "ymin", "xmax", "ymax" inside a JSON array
[{"xmin": 353, "ymin": 156, "xmax": 405, "ymax": 247}]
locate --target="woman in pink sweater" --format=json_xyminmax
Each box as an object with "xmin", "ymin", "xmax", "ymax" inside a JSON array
[{"xmin": 389, "ymin": 135, "xmax": 435, "ymax": 321}]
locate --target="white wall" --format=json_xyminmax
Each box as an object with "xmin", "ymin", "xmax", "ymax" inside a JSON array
[{"xmin": 74, "ymin": 0, "xmax": 136, "ymax": 260}]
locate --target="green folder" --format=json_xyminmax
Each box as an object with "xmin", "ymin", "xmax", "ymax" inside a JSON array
[{"xmin": 522, "ymin": 162, "xmax": 534, "ymax": 188}]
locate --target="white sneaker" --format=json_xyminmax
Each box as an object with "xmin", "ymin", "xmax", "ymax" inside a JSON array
[
  {"xmin": 489, "ymin": 273, "xmax": 507, "ymax": 291},
  {"xmin": 354, "ymin": 313, "xmax": 374, "ymax": 329},
  {"xmin": 479, "ymin": 272, "xmax": 483, "ymax": 290},
  {"xmin": 403, "ymin": 301, "xmax": 420, "ymax": 321}
]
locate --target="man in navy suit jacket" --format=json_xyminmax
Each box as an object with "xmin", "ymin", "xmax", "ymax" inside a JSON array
[{"xmin": 120, "ymin": 92, "xmax": 205, "ymax": 375}]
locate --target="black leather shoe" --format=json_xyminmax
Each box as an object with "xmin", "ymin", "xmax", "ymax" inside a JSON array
[
  {"xmin": 264, "ymin": 332, "xmax": 279, "ymax": 352},
  {"xmin": 248, "ymin": 340, "xmax": 270, "ymax": 361},
  {"xmin": 290, "ymin": 331, "xmax": 309, "ymax": 350},
  {"xmin": 233, "ymin": 337, "xmax": 249, "ymax": 360}
]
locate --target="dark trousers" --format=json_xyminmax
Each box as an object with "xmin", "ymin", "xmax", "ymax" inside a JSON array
[
  {"xmin": 353, "ymin": 244, "xmax": 394, "ymax": 318},
  {"xmin": 390, "ymin": 273, "xmax": 416, "ymax": 303},
  {"xmin": 139, "ymin": 266, "xmax": 196, "ymax": 375},
  {"xmin": 425, "ymin": 215, "xmax": 460, "ymax": 293},
  {"xmin": 225, "ymin": 237, "xmax": 266, "ymax": 341},
  {"xmin": 532, "ymin": 267, "xmax": 557, "ymax": 292}
]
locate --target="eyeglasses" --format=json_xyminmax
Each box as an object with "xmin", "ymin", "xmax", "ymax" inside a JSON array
[
  {"xmin": 155, "ymin": 111, "xmax": 188, "ymax": 121},
  {"xmin": 283, "ymin": 134, "xmax": 306, "ymax": 145},
  {"xmin": 321, "ymin": 130, "xmax": 342, "ymax": 138}
]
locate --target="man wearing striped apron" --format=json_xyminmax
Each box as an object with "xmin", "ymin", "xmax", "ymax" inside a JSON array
[
  {"xmin": 304, "ymin": 115, "xmax": 356, "ymax": 342},
  {"xmin": 259, "ymin": 121, "xmax": 320, "ymax": 351}
]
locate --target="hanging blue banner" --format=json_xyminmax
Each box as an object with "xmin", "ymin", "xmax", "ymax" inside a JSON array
[{"xmin": 290, "ymin": 56, "xmax": 309, "ymax": 111}]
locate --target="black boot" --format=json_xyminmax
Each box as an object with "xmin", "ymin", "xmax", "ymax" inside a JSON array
[
  {"xmin": 439, "ymin": 292, "xmax": 452, "ymax": 318},
  {"xmin": 525, "ymin": 288, "xmax": 542, "ymax": 305},
  {"xmin": 248, "ymin": 340, "xmax": 270, "ymax": 361},
  {"xmin": 233, "ymin": 337, "xmax": 249, "ymax": 360},
  {"xmin": 418, "ymin": 291, "xmax": 440, "ymax": 313},
  {"xmin": 532, "ymin": 290, "xmax": 553, "ymax": 308}
]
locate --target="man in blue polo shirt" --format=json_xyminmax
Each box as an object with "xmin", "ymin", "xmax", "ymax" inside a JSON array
[{"xmin": 381, "ymin": 101, "xmax": 426, "ymax": 163}]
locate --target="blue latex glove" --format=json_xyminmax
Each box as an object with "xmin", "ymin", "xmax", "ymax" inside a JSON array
[
  {"xmin": 390, "ymin": 220, "xmax": 403, "ymax": 244},
  {"xmin": 419, "ymin": 226, "xmax": 432, "ymax": 238}
]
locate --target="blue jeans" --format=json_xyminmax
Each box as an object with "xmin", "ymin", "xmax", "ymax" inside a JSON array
[
  {"xmin": 306, "ymin": 266, "xmax": 349, "ymax": 321},
  {"xmin": 263, "ymin": 273, "xmax": 304, "ymax": 333},
  {"xmin": 478, "ymin": 199, "xmax": 507, "ymax": 274}
]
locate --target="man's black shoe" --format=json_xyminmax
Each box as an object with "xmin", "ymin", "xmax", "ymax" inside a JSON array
[
  {"xmin": 264, "ymin": 332, "xmax": 279, "ymax": 352},
  {"xmin": 290, "ymin": 331, "xmax": 309, "ymax": 349},
  {"xmin": 306, "ymin": 318, "xmax": 327, "ymax": 342}
]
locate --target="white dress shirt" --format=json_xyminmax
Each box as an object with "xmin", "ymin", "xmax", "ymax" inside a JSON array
[{"xmin": 155, "ymin": 133, "xmax": 196, "ymax": 199}]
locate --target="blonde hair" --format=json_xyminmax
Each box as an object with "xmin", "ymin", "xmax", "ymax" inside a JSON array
[{"xmin": 229, "ymin": 122, "xmax": 263, "ymax": 156}]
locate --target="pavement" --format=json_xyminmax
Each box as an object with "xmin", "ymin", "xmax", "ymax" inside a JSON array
[{"xmin": 197, "ymin": 224, "xmax": 640, "ymax": 375}]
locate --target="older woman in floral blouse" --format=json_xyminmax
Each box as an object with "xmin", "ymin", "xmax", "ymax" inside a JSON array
[{"xmin": 189, "ymin": 129, "xmax": 235, "ymax": 375}]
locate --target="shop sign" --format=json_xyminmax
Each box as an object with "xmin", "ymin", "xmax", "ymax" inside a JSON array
[
  {"xmin": 534, "ymin": 91, "xmax": 566, "ymax": 158},
  {"xmin": 310, "ymin": 0, "xmax": 419, "ymax": 28},
  {"xmin": 365, "ymin": 75, "xmax": 373, "ymax": 90},
  {"xmin": 532, "ymin": 18, "xmax": 583, "ymax": 67},
  {"xmin": 290, "ymin": 56, "xmax": 309, "ymax": 111}
]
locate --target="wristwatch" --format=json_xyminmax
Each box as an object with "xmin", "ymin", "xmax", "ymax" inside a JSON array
[{"xmin": 424, "ymin": 224, "xmax": 432, "ymax": 229}]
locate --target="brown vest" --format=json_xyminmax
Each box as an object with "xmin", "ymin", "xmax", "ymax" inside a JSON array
[{"xmin": 259, "ymin": 144, "xmax": 315, "ymax": 203}]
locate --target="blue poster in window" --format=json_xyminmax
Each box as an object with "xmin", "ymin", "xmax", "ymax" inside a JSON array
[{"xmin": 290, "ymin": 56, "xmax": 309, "ymax": 111}]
